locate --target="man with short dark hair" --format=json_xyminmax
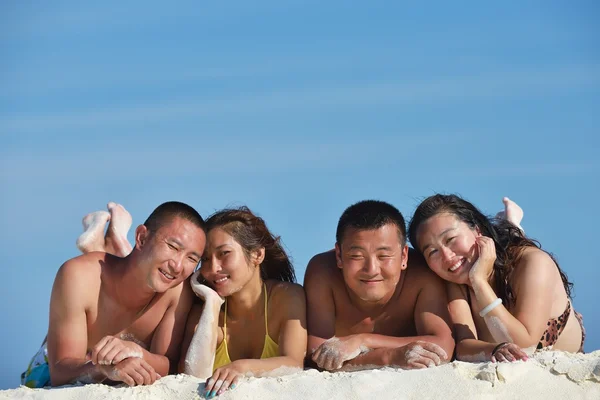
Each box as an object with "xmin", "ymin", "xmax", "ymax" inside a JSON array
[
  {"xmin": 305, "ymin": 200, "xmax": 454, "ymax": 371},
  {"xmin": 22, "ymin": 201, "xmax": 206, "ymax": 387}
]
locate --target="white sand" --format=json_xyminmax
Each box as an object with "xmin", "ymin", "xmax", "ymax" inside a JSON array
[{"xmin": 3, "ymin": 350, "xmax": 599, "ymax": 400}]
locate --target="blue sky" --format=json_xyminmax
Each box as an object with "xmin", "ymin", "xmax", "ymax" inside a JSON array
[{"xmin": 1, "ymin": 0, "xmax": 598, "ymax": 389}]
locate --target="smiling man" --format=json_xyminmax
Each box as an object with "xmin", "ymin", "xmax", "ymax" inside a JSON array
[
  {"xmin": 304, "ymin": 200, "xmax": 454, "ymax": 371},
  {"xmin": 22, "ymin": 201, "xmax": 206, "ymax": 388}
]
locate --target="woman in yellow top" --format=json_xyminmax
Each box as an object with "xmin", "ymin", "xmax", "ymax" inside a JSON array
[{"xmin": 179, "ymin": 207, "xmax": 307, "ymax": 398}]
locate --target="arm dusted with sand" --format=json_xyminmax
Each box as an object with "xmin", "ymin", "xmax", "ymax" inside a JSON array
[
  {"xmin": 180, "ymin": 279, "xmax": 224, "ymax": 379},
  {"xmin": 446, "ymin": 282, "xmax": 528, "ymax": 362},
  {"xmin": 462, "ymin": 239, "xmax": 563, "ymax": 358}
]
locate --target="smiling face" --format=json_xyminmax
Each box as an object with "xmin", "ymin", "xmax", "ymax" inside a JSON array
[
  {"xmin": 199, "ymin": 227, "xmax": 262, "ymax": 297},
  {"xmin": 137, "ymin": 216, "xmax": 206, "ymax": 293},
  {"xmin": 335, "ymin": 223, "xmax": 408, "ymax": 304},
  {"xmin": 416, "ymin": 212, "xmax": 481, "ymax": 285}
]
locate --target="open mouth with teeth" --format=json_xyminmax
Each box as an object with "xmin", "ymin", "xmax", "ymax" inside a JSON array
[
  {"xmin": 159, "ymin": 268, "xmax": 176, "ymax": 280},
  {"xmin": 213, "ymin": 276, "xmax": 230, "ymax": 285},
  {"xmin": 448, "ymin": 258, "xmax": 467, "ymax": 273}
]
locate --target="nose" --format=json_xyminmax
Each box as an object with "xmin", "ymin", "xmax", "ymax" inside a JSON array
[
  {"xmin": 201, "ymin": 254, "xmax": 221, "ymax": 274},
  {"xmin": 440, "ymin": 246, "xmax": 455, "ymax": 263},
  {"xmin": 168, "ymin": 253, "xmax": 185, "ymax": 274},
  {"xmin": 363, "ymin": 256, "xmax": 380, "ymax": 275}
]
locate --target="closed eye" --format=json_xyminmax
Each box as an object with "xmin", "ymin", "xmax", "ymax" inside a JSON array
[{"xmin": 445, "ymin": 237, "xmax": 455, "ymax": 244}]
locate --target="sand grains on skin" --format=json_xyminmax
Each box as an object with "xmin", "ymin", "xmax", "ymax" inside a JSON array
[{"xmin": 3, "ymin": 351, "xmax": 599, "ymax": 400}]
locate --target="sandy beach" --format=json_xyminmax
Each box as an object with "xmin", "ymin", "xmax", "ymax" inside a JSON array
[{"xmin": 3, "ymin": 350, "xmax": 599, "ymax": 400}]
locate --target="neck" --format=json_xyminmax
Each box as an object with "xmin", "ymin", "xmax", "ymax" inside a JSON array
[
  {"xmin": 109, "ymin": 253, "xmax": 157, "ymax": 310},
  {"xmin": 226, "ymin": 273, "xmax": 264, "ymax": 320},
  {"xmin": 347, "ymin": 272, "xmax": 404, "ymax": 316}
]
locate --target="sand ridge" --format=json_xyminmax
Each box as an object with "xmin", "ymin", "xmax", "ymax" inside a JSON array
[{"xmin": 3, "ymin": 350, "xmax": 599, "ymax": 400}]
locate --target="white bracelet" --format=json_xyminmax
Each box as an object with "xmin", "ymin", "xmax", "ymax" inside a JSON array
[{"xmin": 479, "ymin": 298, "xmax": 502, "ymax": 317}]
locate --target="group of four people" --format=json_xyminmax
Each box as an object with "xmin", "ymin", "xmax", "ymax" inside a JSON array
[{"xmin": 22, "ymin": 195, "xmax": 585, "ymax": 398}]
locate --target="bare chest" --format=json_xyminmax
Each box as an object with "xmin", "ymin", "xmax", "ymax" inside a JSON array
[
  {"xmin": 332, "ymin": 290, "xmax": 417, "ymax": 337},
  {"xmin": 86, "ymin": 296, "xmax": 167, "ymax": 350}
]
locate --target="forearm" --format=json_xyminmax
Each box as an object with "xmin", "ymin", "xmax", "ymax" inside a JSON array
[
  {"xmin": 183, "ymin": 301, "xmax": 221, "ymax": 379},
  {"xmin": 358, "ymin": 333, "xmax": 454, "ymax": 357},
  {"xmin": 139, "ymin": 349, "xmax": 170, "ymax": 377},
  {"xmin": 341, "ymin": 347, "xmax": 390, "ymax": 368},
  {"xmin": 50, "ymin": 358, "xmax": 104, "ymax": 387},
  {"xmin": 234, "ymin": 356, "xmax": 303, "ymax": 375},
  {"xmin": 455, "ymin": 339, "xmax": 498, "ymax": 362},
  {"xmin": 472, "ymin": 280, "xmax": 537, "ymax": 347}
]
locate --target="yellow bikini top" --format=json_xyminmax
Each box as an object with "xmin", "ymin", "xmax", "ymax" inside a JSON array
[{"xmin": 212, "ymin": 283, "xmax": 279, "ymax": 371}]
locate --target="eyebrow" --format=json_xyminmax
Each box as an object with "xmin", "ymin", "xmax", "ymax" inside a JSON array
[
  {"xmin": 347, "ymin": 245, "xmax": 395, "ymax": 252},
  {"xmin": 421, "ymin": 227, "xmax": 457, "ymax": 253}
]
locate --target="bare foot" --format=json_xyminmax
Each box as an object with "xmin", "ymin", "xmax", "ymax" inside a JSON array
[
  {"xmin": 496, "ymin": 197, "xmax": 524, "ymax": 232},
  {"xmin": 76, "ymin": 211, "xmax": 111, "ymax": 253},
  {"xmin": 190, "ymin": 270, "xmax": 224, "ymax": 306},
  {"xmin": 105, "ymin": 202, "xmax": 133, "ymax": 257}
]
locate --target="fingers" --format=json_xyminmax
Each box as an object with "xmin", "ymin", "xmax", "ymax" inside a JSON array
[
  {"xmin": 103, "ymin": 346, "xmax": 123, "ymax": 366},
  {"xmin": 138, "ymin": 359, "xmax": 157, "ymax": 385},
  {"xmin": 113, "ymin": 348, "xmax": 142, "ymax": 365},
  {"xmin": 128, "ymin": 369, "xmax": 146, "ymax": 386},
  {"xmin": 407, "ymin": 359, "xmax": 430, "ymax": 369},
  {"xmin": 95, "ymin": 338, "xmax": 117, "ymax": 365},
  {"xmin": 118, "ymin": 370, "xmax": 136, "ymax": 387},
  {"xmin": 91, "ymin": 336, "xmax": 111, "ymax": 365},
  {"xmin": 205, "ymin": 375, "xmax": 218, "ymax": 397},
  {"xmin": 416, "ymin": 341, "xmax": 448, "ymax": 361},
  {"xmin": 495, "ymin": 351, "xmax": 509, "ymax": 363},
  {"xmin": 311, "ymin": 346, "xmax": 322, "ymax": 364},
  {"xmin": 509, "ymin": 345, "xmax": 529, "ymax": 361},
  {"xmin": 106, "ymin": 358, "xmax": 157, "ymax": 386}
]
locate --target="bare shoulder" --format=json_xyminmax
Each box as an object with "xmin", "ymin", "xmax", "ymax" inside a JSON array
[
  {"xmin": 55, "ymin": 252, "xmax": 105, "ymax": 285},
  {"xmin": 304, "ymin": 250, "xmax": 338, "ymax": 284},
  {"xmin": 269, "ymin": 281, "xmax": 306, "ymax": 304},
  {"xmin": 406, "ymin": 251, "xmax": 444, "ymax": 288},
  {"xmin": 511, "ymin": 246, "xmax": 557, "ymax": 285}
]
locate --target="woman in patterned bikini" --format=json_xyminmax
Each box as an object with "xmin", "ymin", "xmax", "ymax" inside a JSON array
[{"xmin": 407, "ymin": 195, "xmax": 584, "ymax": 363}]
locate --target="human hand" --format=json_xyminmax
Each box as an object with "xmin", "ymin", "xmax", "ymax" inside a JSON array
[
  {"xmin": 90, "ymin": 335, "xmax": 143, "ymax": 366},
  {"xmin": 468, "ymin": 236, "xmax": 496, "ymax": 286},
  {"xmin": 190, "ymin": 270, "xmax": 224, "ymax": 306},
  {"xmin": 391, "ymin": 341, "xmax": 448, "ymax": 369},
  {"xmin": 203, "ymin": 360, "xmax": 245, "ymax": 398},
  {"xmin": 491, "ymin": 342, "xmax": 528, "ymax": 363},
  {"xmin": 98, "ymin": 357, "xmax": 160, "ymax": 386},
  {"xmin": 312, "ymin": 336, "xmax": 366, "ymax": 371}
]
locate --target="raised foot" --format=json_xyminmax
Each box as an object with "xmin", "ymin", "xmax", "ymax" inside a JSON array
[{"xmin": 76, "ymin": 211, "xmax": 111, "ymax": 253}]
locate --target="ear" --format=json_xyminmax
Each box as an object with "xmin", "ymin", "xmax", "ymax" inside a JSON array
[
  {"xmin": 253, "ymin": 247, "xmax": 266, "ymax": 266},
  {"xmin": 474, "ymin": 225, "xmax": 482, "ymax": 237},
  {"xmin": 401, "ymin": 244, "xmax": 410, "ymax": 270},
  {"xmin": 135, "ymin": 225, "xmax": 149, "ymax": 249},
  {"xmin": 334, "ymin": 243, "xmax": 343, "ymax": 270}
]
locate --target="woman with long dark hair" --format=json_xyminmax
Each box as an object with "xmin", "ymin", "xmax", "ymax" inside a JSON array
[
  {"xmin": 180, "ymin": 207, "xmax": 306, "ymax": 397},
  {"xmin": 408, "ymin": 194, "xmax": 584, "ymax": 363}
]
